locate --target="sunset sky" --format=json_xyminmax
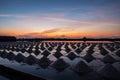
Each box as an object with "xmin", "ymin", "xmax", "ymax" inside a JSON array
[{"xmin": 0, "ymin": 0, "xmax": 120, "ymax": 38}]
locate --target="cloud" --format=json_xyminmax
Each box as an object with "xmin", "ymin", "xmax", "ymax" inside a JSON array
[
  {"xmin": 17, "ymin": 32, "xmax": 46, "ymax": 38},
  {"xmin": 40, "ymin": 28, "xmax": 60, "ymax": 34},
  {"xmin": 0, "ymin": 14, "xmax": 12, "ymax": 17},
  {"xmin": 0, "ymin": 14, "xmax": 29, "ymax": 18},
  {"xmin": 0, "ymin": 13, "xmax": 66, "ymax": 18}
]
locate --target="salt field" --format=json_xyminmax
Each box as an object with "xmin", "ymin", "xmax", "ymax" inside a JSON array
[{"xmin": 0, "ymin": 41, "xmax": 120, "ymax": 80}]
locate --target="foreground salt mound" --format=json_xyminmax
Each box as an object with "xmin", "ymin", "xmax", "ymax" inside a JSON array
[
  {"xmin": 113, "ymin": 62, "xmax": 120, "ymax": 73},
  {"xmin": 71, "ymin": 44, "xmax": 76, "ymax": 49},
  {"xmin": 21, "ymin": 48, "xmax": 26, "ymax": 53},
  {"xmin": 34, "ymin": 49, "xmax": 41, "ymax": 55},
  {"xmin": 40, "ymin": 46, "xmax": 45, "ymax": 50},
  {"xmin": 100, "ymin": 48, "xmax": 108, "ymax": 55},
  {"xmin": 87, "ymin": 47, "xmax": 94, "ymax": 54},
  {"xmin": 83, "ymin": 54, "xmax": 95, "ymax": 63},
  {"xmin": 24, "ymin": 55, "xmax": 38, "ymax": 65},
  {"xmin": 102, "ymin": 54, "xmax": 116, "ymax": 64},
  {"xmin": 52, "ymin": 58, "xmax": 69, "ymax": 70},
  {"xmin": 38, "ymin": 56, "xmax": 51, "ymax": 68},
  {"xmin": 65, "ymin": 47, "xmax": 71, "ymax": 53},
  {"xmin": 74, "ymin": 60, "xmax": 92, "ymax": 75},
  {"xmin": 98, "ymin": 64, "xmax": 120, "ymax": 80},
  {"xmin": 7, "ymin": 52, "xmax": 15, "ymax": 60},
  {"xmin": 47, "ymin": 47, "xmax": 53, "ymax": 51},
  {"xmin": 42, "ymin": 50, "xmax": 50, "ymax": 57},
  {"xmin": 67, "ymin": 52, "xmax": 77, "ymax": 60},
  {"xmin": 14, "ymin": 53, "xmax": 25, "ymax": 62},
  {"xmin": 0, "ymin": 50, "xmax": 8, "ymax": 58},
  {"xmin": 89, "ymin": 59, "xmax": 105, "ymax": 71},
  {"xmin": 115, "ymin": 50, "xmax": 120, "ymax": 57},
  {"xmin": 53, "ymin": 51, "xmax": 63, "ymax": 59},
  {"xmin": 27, "ymin": 48, "xmax": 33, "ymax": 54},
  {"xmin": 75, "ymin": 48, "xmax": 82, "ymax": 54}
]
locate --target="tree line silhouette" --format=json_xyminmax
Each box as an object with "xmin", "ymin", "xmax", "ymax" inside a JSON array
[
  {"xmin": 0, "ymin": 36, "xmax": 120, "ymax": 42},
  {"xmin": 0, "ymin": 36, "xmax": 16, "ymax": 42}
]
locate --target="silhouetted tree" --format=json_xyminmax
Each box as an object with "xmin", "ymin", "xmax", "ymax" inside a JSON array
[
  {"xmin": 0, "ymin": 36, "xmax": 16, "ymax": 42},
  {"xmin": 83, "ymin": 37, "xmax": 87, "ymax": 42}
]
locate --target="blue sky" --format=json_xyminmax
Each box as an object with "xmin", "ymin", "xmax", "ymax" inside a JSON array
[{"xmin": 0, "ymin": 0, "xmax": 120, "ymax": 38}]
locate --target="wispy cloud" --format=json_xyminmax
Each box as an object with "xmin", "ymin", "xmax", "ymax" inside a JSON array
[
  {"xmin": 0, "ymin": 14, "xmax": 29, "ymax": 18},
  {"xmin": 0, "ymin": 14, "xmax": 12, "ymax": 17},
  {"xmin": 15, "ymin": 21, "xmax": 120, "ymax": 38},
  {"xmin": 40, "ymin": 28, "xmax": 60, "ymax": 34}
]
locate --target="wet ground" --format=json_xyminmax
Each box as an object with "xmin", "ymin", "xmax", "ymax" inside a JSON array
[{"xmin": 0, "ymin": 41, "xmax": 120, "ymax": 80}]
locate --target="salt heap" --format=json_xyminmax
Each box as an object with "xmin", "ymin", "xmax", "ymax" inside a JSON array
[
  {"xmin": 65, "ymin": 47, "xmax": 71, "ymax": 53},
  {"xmin": 83, "ymin": 54, "xmax": 95, "ymax": 63},
  {"xmin": 27, "ymin": 48, "xmax": 33, "ymax": 54},
  {"xmin": 40, "ymin": 46, "xmax": 45, "ymax": 50},
  {"xmin": 67, "ymin": 52, "xmax": 77, "ymax": 60},
  {"xmin": 11, "ymin": 47, "xmax": 15, "ymax": 51},
  {"xmin": 113, "ymin": 62, "xmax": 120, "ymax": 73},
  {"xmin": 21, "ymin": 48, "xmax": 26, "ymax": 53},
  {"xmin": 74, "ymin": 60, "xmax": 92, "ymax": 75},
  {"xmin": 38, "ymin": 56, "xmax": 51, "ymax": 68},
  {"xmin": 34, "ymin": 49, "xmax": 40, "ymax": 55},
  {"xmin": 115, "ymin": 50, "xmax": 120, "ymax": 57},
  {"xmin": 52, "ymin": 58, "xmax": 69, "ymax": 70},
  {"xmin": 108, "ymin": 47, "xmax": 115, "ymax": 52},
  {"xmin": 14, "ymin": 53, "xmax": 25, "ymax": 62},
  {"xmin": 24, "ymin": 55, "xmax": 38, "ymax": 65},
  {"xmin": 53, "ymin": 51, "xmax": 63, "ymax": 59},
  {"xmin": 71, "ymin": 44, "xmax": 76, "ymax": 49},
  {"xmin": 42, "ymin": 50, "xmax": 51, "ymax": 57},
  {"xmin": 81, "ymin": 44, "xmax": 86, "ymax": 50},
  {"xmin": 56, "ymin": 46, "xmax": 61, "ymax": 51},
  {"xmin": 87, "ymin": 47, "xmax": 94, "ymax": 54},
  {"xmin": 89, "ymin": 59, "xmax": 105, "ymax": 71},
  {"xmin": 0, "ymin": 50, "xmax": 8, "ymax": 58},
  {"xmin": 76, "ymin": 43, "xmax": 81, "ymax": 47},
  {"xmin": 7, "ymin": 52, "xmax": 15, "ymax": 60},
  {"xmin": 48, "ymin": 47, "xmax": 53, "ymax": 51},
  {"xmin": 0, "ymin": 51, "xmax": 2, "ymax": 54},
  {"xmin": 99, "ymin": 64, "xmax": 120, "ymax": 80},
  {"xmin": 100, "ymin": 48, "xmax": 108, "ymax": 55},
  {"xmin": 102, "ymin": 54, "xmax": 116, "ymax": 64},
  {"xmin": 75, "ymin": 48, "xmax": 82, "ymax": 54},
  {"xmin": 15, "ymin": 48, "xmax": 20, "ymax": 52}
]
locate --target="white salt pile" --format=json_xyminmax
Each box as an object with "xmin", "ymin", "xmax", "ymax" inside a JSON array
[
  {"xmin": 14, "ymin": 53, "xmax": 25, "ymax": 62},
  {"xmin": 52, "ymin": 58, "xmax": 69, "ymax": 70},
  {"xmin": 42, "ymin": 50, "xmax": 50, "ymax": 57},
  {"xmin": 67, "ymin": 52, "xmax": 77, "ymax": 60},
  {"xmin": 102, "ymin": 54, "xmax": 116, "ymax": 64},
  {"xmin": 98, "ymin": 64, "xmax": 120, "ymax": 80},
  {"xmin": 24, "ymin": 55, "xmax": 38, "ymax": 65},
  {"xmin": 74, "ymin": 60, "xmax": 92, "ymax": 75},
  {"xmin": 38, "ymin": 56, "xmax": 51, "ymax": 68}
]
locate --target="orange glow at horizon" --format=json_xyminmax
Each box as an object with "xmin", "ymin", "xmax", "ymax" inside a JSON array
[
  {"xmin": 0, "ymin": 17, "xmax": 120, "ymax": 38},
  {"xmin": 0, "ymin": 24, "xmax": 120, "ymax": 38},
  {"xmin": 1, "ymin": 28, "xmax": 117, "ymax": 38},
  {"xmin": 0, "ymin": 0, "xmax": 120, "ymax": 38}
]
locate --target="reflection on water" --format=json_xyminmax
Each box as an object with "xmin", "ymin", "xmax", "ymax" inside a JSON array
[{"xmin": 0, "ymin": 41, "xmax": 120, "ymax": 80}]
